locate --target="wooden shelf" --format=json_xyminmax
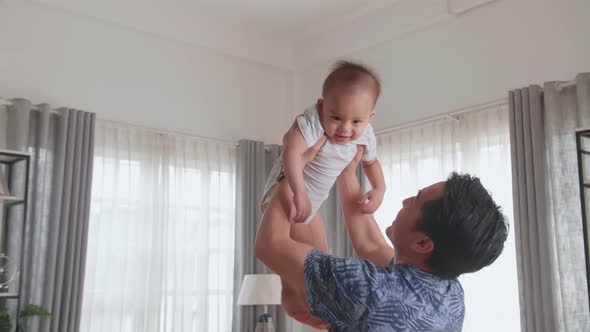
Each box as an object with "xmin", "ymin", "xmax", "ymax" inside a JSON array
[{"xmin": 0, "ymin": 149, "xmax": 29, "ymax": 164}]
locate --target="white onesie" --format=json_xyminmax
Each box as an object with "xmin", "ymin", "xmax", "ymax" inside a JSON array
[{"xmin": 261, "ymin": 105, "xmax": 377, "ymax": 224}]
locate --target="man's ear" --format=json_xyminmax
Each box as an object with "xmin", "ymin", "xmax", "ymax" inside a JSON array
[{"xmin": 413, "ymin": 234, "xmax": 434, "ymax": 255}]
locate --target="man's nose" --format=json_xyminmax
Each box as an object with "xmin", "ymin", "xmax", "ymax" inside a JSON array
[{"xmin": 402, "ymin": 197, "xmax": 410, "ymax": 207}]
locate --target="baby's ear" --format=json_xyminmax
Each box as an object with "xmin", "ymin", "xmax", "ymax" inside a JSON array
[
  {"xmin": 369, "ymin": 111, "xmax": 376, "ymax": 121},
  {"xmin": 316, "ymin": 98, "xmax": 324, "ymax": 112}
]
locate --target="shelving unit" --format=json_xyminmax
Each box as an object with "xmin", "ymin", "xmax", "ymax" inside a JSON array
[
  {"xmin": 0, "ymin": 149, "xmax": 30, "ymax": 330},
  {"xmin": 576, "ymin": 129, "xmax": 590, "ymax": 312}
]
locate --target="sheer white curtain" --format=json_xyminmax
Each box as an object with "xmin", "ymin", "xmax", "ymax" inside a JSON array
[
  {"xmin": 374, "ymin": 104, "xmax": 521, "ymax": 332},
  {"xmin": 80, "ymin": 121, "xmax": 236, "ymax": 332}
]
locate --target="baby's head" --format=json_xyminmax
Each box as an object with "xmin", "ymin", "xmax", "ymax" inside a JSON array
[{"xmin": 317, "ymin": 61, "xmax": 381, "ymax": 144}]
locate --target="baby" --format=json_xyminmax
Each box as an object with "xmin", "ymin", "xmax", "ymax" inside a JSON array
[{"xmin": 259, "ymin": 61, "xmax": 386, "ymax": 323}]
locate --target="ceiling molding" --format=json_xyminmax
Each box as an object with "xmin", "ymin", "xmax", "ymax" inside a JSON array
[
  {"xmin": 448, "ymin": 0, "xmax": 498, "ymax": 15},
  {"xmin": 292, "ymin": 0, "xmax": 451, "ymax": 69},
  {"xmin": 27, "ymin": 0, "xmax": 295, "ymax": 70},
  {"xmin": 22, "ymin": 0, "xmax": 499, "ymax": 71},
  {"xmin": 292, "ymin": 0, "xmax": 501, "ymax": 68}
]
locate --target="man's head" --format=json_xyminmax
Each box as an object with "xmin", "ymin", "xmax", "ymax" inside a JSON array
[
  {"xmin": 386, "ymin": 173, "xmax": 508, "ymax": 279},
  {"xmin": 317, "ymin": 61, "xmax": 380, "ymax": 144}
]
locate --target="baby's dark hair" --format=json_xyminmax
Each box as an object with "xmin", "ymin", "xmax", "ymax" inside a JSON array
[
  {"xmin": 417, "ymin": 172, "xmax": 509, "ymax": 279},
  {"xmin": 322, "ymin": 61, "xmax": 381, "ymax": 102}
]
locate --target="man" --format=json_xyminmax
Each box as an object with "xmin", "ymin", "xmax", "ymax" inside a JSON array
[{"xmin": 255, "ymin": 144, "xmax": 508, "ymax": 331}]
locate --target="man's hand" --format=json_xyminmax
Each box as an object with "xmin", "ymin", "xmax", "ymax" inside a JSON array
[
  {"xmin": 303, "ymin": 134, "xmax": 327, "ymax": 163},
  {"xmin": 292, "ymin": 134, "xmax": 327, "ymax": 223},
  {"xmin": 358, "ymin": 188, "xmax": 385, "ymax": 214},
  {"xmin": 342, "ymin": 145, "xmax": 364, "ymax": 174},
  {"xmin": 293, "ymin": 191, "xmax": 312, "ymax": 223},
  {"xmin": 342, "ymin": 145, "xmax": 385, "ymax": 214}
]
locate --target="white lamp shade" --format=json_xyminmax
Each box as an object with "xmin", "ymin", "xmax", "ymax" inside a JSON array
[{"xmin": 237, "ymin": 274, "xmax": 282, "ymax": 306}]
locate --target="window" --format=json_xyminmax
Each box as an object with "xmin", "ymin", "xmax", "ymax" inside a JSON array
[
  {"xmin": 81, "ymin": 122, "xmax": 236, "ymax": 332},
  {"xmin": 374, "ymin": 106, "xmax": 521, "ymax": 331}
]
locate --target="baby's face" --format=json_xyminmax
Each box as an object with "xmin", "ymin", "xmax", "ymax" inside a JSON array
[{"xmin": 318, "ymin": 89, "xmax": 376, "ymax": 144}]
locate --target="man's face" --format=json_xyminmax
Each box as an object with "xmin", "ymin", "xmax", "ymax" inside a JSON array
[{"xmin": 386, "ymin": 181, "xmax": 445, "ymax": 257}]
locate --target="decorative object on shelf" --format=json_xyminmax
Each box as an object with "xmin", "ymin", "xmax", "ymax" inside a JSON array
[
  {"xmin": 0, "ymin": 254, "xmax": 18, "ymax": 289},
  {"xmin": 0, "ymin": 307, "xmax": 10, "ymax": 332},
  {"xmin": 237, "ymin": 274, "xmax": 282, "ymax": 332},
  {"xmin": 0, "ymin": 304, "xmax": 51, "ymax": 332},
  {"xmin": 0, "ymin": 169, "xmax": 9, "ymax": 197}
]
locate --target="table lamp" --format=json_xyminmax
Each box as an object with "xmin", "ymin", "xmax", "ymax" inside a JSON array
[{"xmin": 237, "ymin": 274, "xmax": 282, "ymax": 331}]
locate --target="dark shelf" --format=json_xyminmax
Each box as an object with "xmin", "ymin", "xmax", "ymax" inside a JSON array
[
  {"xmin": 0, "ymin": 150, "xmax": 29, "ymax": 324},
  {"xmin": 0, "ymin": 196, "xmax": 25, "ymax": 207},
  {"xmin": 0, "ymin": 293, "xmax": 19, "ymax": 299},
  {"xmin": 0, "ymin": 149, "xmax": 29, "ymax": 164}
]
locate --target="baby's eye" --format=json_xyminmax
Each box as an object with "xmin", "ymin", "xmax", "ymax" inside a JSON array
[
  {"xmin": 332, "ymin": 116, "xmax": 341, "ymax": 121},
  {"xmin": 353, "ymin": 120, "xmax": 361, "ymax": 124}
]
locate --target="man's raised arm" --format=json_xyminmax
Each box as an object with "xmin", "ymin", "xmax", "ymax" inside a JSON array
[{"xmin": 337, "ymin": 146, "xmax": 395, "ymax": 267}]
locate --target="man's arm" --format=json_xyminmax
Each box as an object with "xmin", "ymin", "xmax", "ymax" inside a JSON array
[{"xmin": 338, "ymin": 147, "xmax": 395, "ymax": 267}]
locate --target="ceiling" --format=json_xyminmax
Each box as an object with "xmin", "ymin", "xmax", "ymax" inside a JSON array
[
  {"xmin": 177, "ymin": 0, "xmax": 404, "ymax": 36},
  {"xmin": 30, "ymin": 0, "xmax": 497, "ymax": 69},
  {"xmin": 35, "ymin": 0, "xmax": 400, "ymax": 37}
]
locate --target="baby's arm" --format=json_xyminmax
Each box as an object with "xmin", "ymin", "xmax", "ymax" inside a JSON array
[
  {"xmin": 283, "ymin": 121, "xmax": 312, "ymax": 223},
  {"xmin": 359, "ymin": 158, "xmax": 386, "ymax": 214}
]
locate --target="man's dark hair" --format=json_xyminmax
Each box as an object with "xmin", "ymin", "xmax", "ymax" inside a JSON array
[
  {"xmin": 322, "ymin": 61, "xmax": 381, "ymax": 102},
  {"xmin": 417, "ymin": 172, "xmax": 508, "ymax": 279}
]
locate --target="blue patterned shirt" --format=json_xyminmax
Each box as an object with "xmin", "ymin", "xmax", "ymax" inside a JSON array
[{"xmin": 304, "ymin": 249, "xmax": 464, "ymax": 331}]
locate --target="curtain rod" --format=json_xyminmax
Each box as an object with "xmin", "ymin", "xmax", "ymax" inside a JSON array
[
  {"xmin": 0, "ymin": 98, "xmax": 14, "ymax": 107},
  {"xmin": 98, "ymin": 118, "xmax": 238, "ymax": 147},
  {"xmin": 0, "ymin": 97, "xmax": 238, "ymax": 147},
  {"xmin": 375, "ymin": 97, "xmax": 508, "ymax": 136},
  {"xmin": 555, "ymin": 79, "xmax": 576, "ymax": 91},
  {"xmin": 3, "ymin": 96, "xmax": 509, "ymax": 145},
  {"xmin": 0, "ymin": 97, "xmax": 60, "ymax": 113}
]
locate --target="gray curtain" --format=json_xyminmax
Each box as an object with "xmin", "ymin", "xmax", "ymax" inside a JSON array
[
  {"xmin": 232, "ymin": 140, "xmax": 287, "ymax": 332},
  {"xmin": 4, "ymin": 98, "xmax": 95, "ymax": 332},
  {"xmin": 509, "ymin": 73, "xmax": 590, "ymax": 332},
  {"xmin": 232, "ymin": 140, "xmax": 363, "ymax": 332}
]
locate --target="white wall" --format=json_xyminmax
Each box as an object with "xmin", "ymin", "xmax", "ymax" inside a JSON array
[
  {"xmin": 0, "ymin": 0, "xmax": 293, "ymax": 144},
  {"xmin": 294, "ymin": 0, "xmax": 590, "ymax": 131},
  {"xmin": 4, "ymin": 0, "xmax": 587, "ymax": 144},
  {"xmin": 2, "ymin": 0, "xmax": 589, "ymax": 145}
]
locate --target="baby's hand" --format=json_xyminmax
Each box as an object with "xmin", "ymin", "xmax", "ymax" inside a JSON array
[
  {"xmin": 358, "ymin": 188, "xmax": 385, "ymax": 214},
  {"xmin": 293, "ymin": 191, "xmax": 312, "ymax": 223}
]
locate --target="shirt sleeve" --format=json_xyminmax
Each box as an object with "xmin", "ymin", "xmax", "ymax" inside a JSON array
[
  {"xmin": 304, "ymin": 248, "xmax": 386, "ymax": 326},
  {"xmin": 362, "ymin": 125, "xmax": 377, "ymax": 161},
  {"xmin": 296, "ymin": 106, "xmax": 325, "ymax": 148}
]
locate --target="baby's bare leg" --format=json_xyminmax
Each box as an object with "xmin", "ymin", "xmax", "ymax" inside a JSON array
[
  {"xmin": 260, "ymin": 181, "xmax": 330, "ymax": 328},
  {"xmin": 282, "ymin": 214, "xmax": 330, "ymax": 327},
  {"xmin": 289, "ymin": 213, "xmax": 328, "ymax": 252}
]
